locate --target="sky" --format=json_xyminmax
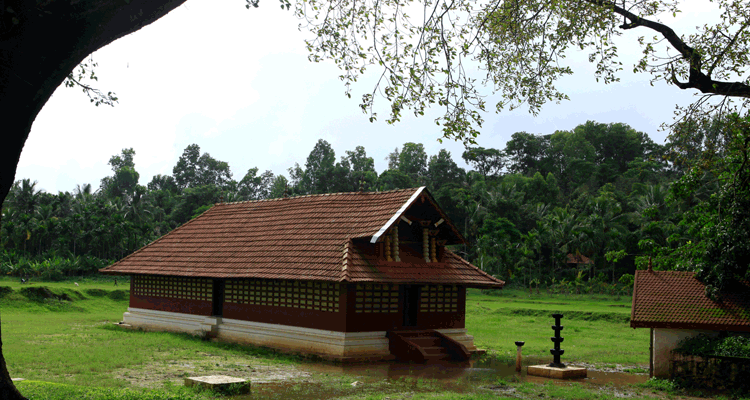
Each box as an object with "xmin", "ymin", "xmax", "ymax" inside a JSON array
[{"xmin": 16, "ymin": 0, "xmax": 711, "ymax": 194}]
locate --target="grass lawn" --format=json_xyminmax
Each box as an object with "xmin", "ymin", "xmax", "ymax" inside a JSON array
[
  {"xmin": 0, "ymin": 282, "xmax": 694, "ymax": 399},
  {"xmin": 466, "ymin": 288, "xmax": 649, "ymax": 366}
]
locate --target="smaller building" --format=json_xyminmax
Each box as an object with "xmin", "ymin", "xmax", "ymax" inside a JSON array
[
  {"xmin": 566, "ymin": 253, "xmax": 593, "ymax": 266},
  {"xmin": 630, "ymin": 270, "xmax": 750, "ymax": 377}
]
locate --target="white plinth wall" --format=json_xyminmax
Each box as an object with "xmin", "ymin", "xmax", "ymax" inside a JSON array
[
  {"xmin": 652, "ymin": 328, "xmax": 718, "ymax": 377},
  {"xmin": 123, "ymin": 308, "xmax": 478, "ymax": 361}
]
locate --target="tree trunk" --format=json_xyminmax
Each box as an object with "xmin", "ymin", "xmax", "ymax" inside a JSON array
[
  {"xmin": 0, "ymin": 1, "xmax": 189, "ymax": 397},
  {"xmin": 0, "ymin": 212, "xmax": 26, "ymax": 400}
]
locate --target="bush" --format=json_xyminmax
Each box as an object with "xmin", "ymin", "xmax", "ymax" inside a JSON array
[
  {"xmin": 0, "ymin": 250, "xmax": 112, "ymax": 278},
  {"xmin": 675, "ymin": 333, "xmax": 750, "ymax": 358}
]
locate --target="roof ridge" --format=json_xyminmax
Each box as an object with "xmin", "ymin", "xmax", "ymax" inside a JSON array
[
  {"xmin": 341, "ymin": 239, "xmax": 353, "ymax": 282},
  {"xmin": 217, "ymin": 187, "xmax": 422, "ymax": 206}
]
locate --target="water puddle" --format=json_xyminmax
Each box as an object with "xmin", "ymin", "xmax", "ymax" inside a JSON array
[
  {"xmin": 241, "ymin": 357, "xmax": 649, "ymax": 399},
  {"xmin": 307, "ymin": 357, "xmax": 649, "ymax": 387}
]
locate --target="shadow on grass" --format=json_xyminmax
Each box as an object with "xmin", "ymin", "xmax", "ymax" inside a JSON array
[
  {"xmin": 0, "ymin": 286, "xmax": 13, "ymax": 298},
  {"xmin": 499, "ymin": 308, "xmax": 631, "ymax": 323},
  {"xmin": 85, "ymin": 288, "xmax": 129, "ymax": 300}
]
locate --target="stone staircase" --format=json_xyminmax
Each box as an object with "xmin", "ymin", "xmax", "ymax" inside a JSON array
[{"xmin": 387, "ymin": 330, "xmax": 471, "ymax": 363}]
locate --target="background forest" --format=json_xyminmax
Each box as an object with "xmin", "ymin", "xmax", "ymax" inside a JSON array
[{"xmin": 2, "ymin": 117, "xmax": 744, "ymax": 295}]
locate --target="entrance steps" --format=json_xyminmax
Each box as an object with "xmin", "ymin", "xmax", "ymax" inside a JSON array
[{"xmin": 387, "ymin": 330, "xmax": 471, "ymax": 363}]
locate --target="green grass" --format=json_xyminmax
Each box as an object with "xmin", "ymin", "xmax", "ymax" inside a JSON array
[
  {"xmin": 466, "ymin": 288, "xmax": 648, "ymax": 366},
  {"xmin": 1, "ymin": 284, "xmax": 298, "ymax": 389},
  {"xmin": 17, "ymin": 380, "xmax": 212, "ymax": 400},
  {"xmin": 0, "ymin": 282, "xmax": 660, "ymax": 399},
  {"xmin": 0, "ymin": 275, "xmax": 128, "ymax": 291}
]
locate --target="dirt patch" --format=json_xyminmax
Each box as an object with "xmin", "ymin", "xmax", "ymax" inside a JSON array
[{"xmin": 112, "ymin": 352, "xmax": 309, "ymax": 388}]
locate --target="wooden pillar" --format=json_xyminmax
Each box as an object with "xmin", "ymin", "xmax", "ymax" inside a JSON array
[
  {"xmin": 385, "ymin": 229, "xmax": 392, "ymax": 262},
  {"xmin": 422, "ymin": 227, "xmax": 430, "ymax": 262},
  {"xmin": 392, "ymin": 226, "xmax": 400, "ymax": 262}
]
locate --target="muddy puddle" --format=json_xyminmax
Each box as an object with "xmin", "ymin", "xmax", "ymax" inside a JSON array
[
  {"xmin": 306, "ymin": 357, "xmax": 648, "ymax": 386},
  {"xmin": 241, "ymin": 357, "xmax": 649, "ymax": 399}
]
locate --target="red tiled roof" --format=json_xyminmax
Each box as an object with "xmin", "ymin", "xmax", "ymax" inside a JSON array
[
  {"xmin": 630, "ymin": 270, "xmax": 750, "ymax": 331},
  {"xmin": 100, "ymin": 188, "xmax": 503, "ymax": 288},
  {"xmin": 346, "ymin": 239, "xmax": 503, "ymax": 288},
  {"xmin": 567, "ymin": 253, "xmax": 593, "ymax": 265}
]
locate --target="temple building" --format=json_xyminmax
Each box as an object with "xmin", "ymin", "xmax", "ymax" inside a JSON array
[{"xmin": 101, "ymin": 187, "xmax": 504, "ymax": 362}]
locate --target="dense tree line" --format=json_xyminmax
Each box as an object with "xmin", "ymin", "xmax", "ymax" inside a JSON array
[{"xmin": 3, "ymin": 118, "xmax": 747, "ymax": 293}]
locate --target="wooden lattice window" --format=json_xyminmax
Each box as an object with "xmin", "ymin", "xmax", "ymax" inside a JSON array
[
  {"xmin": 354, "ymin": 283, "xmax": 399, "ymax": 313},
  {"xmin": 132, "ymin": 275, "xmax": 212, "ymax": 301},
  {"xmin": 419, "ymin": 285, "xmax": 458, "ymax": 313},
  {"xmin": 225, "ymin": 279, "xmax": 340, "ymax": 312}
]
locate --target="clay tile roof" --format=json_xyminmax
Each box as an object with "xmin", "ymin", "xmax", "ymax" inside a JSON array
[
  {"xmin": 100, "ymin": 187, "xmax": 503, "ymax": 288},
  {"xmin": 566, "ymin": 253, "xmax": 593, "ymax": 265},
  {"xmin": 630, "ymin": 270, "xmax": 750, "ymax": 331},
  {"xmin": 347, "ymin": 242, "xmax": 503, "ymax": 288}
]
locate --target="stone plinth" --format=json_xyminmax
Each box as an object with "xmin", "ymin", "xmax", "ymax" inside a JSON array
[
  {"xmin": 184, "ymin": 375, "xmax": 250, "ymax": 394},
  {"xmin": 527, "ymin": 365, "xmax": 587, "ymax": 379}
]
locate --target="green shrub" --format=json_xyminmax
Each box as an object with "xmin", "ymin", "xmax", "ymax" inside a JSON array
[
  {"xmin": 638, "ymin": 377, "xmax": 680, "ymax": 393},
  {"xmin": 715, "ymin": 335, "xmax": 750, "ymax": 358},
  {"xmin": 675, "ymin": 333, "xmax": 750, "ymax": 358},
  {"xmin": 0, "ymin": 286, "xmax": 13, "ymax": 298}
]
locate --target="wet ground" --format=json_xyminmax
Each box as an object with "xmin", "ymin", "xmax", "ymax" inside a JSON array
[
  {"xmin": 243, "ymin": 357, "xmax": 650, "ymax": 399},
  {"xmin": 305, "ymin": 355, "xmax": 648, "ymax": 385}
]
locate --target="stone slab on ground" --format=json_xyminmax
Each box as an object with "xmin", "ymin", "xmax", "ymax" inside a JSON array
[
  {"xmin": 184, "ymin": 375, "xmax": 250, "ymax": 394},
  {"xmin": 11, "ymin": 378, "xmax": 24, "ymax": 382},
  {"xmin": 527, "ymin": 365, "xmax": 588, "ymax": 379}
]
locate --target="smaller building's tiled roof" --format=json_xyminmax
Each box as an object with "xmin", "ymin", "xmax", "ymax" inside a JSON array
[
  {"xmin": 566, "ymin": 253, "xmax": 593, "ymax": 265},
  {"xmin": 631, "ymin": 270, "xmax": 750, "ymax": 331}
]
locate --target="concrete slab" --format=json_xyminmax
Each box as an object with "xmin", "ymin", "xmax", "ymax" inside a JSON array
[
  {"xmin": 184, "ymin": 375, "xmax": 250, "ymax": 394},
  {"xmin": 11, "ymin": 378, "xmax": 24, "ymax": 382},
  {"xmin": 527, "ymin": 365, "xmax": 588, "ymax": 379}
]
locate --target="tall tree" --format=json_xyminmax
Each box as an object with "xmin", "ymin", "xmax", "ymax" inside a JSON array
[
  {"xmin": 172, "ymin": 144, "xmax": 233, "ymax": 190},
  {"xmin": 504, "ymin": 132, "xmax": 551, "ymax": 176},
  {"xmin": 398, "ymin": 143, "xmax": 428, "ymax": 185},
  {"xmin": 147, "ymin": 175, "xmax": 179, "ymax": 194},
  {"xmin": 100, "ymin": 148, "xmax": 141, "ymax": 199},
  {"xmin": 426, "ymin": 149, "xmax": 466, "ymax": 192},
  {"xmin": 345, "ymin": 146, "xmax": 378, "ymax": 191},
  {"xmin": 269, "ymin": 175, "xmax": 289, "ymax": 199},
  {"xmin": 346, "ymin": 146, "xmax": 376, "ymax": 174},
  {"xmin": 306, "ymin": 0, "xmax": 750, "ymax": 143},
  {"xmin": 238, "ymin": 168, "xmax": 275, "ymax": 200},
  {"xmin": 668, "ymin": 115, "xmax": 750, "ymax": 299},
  {"xmin": 303, "ymin": 139, "xmax": 337, "ymax": 194},
  {"xmin": 462, "ymin": 147, "xmax": 505, "ymax": 179}
]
